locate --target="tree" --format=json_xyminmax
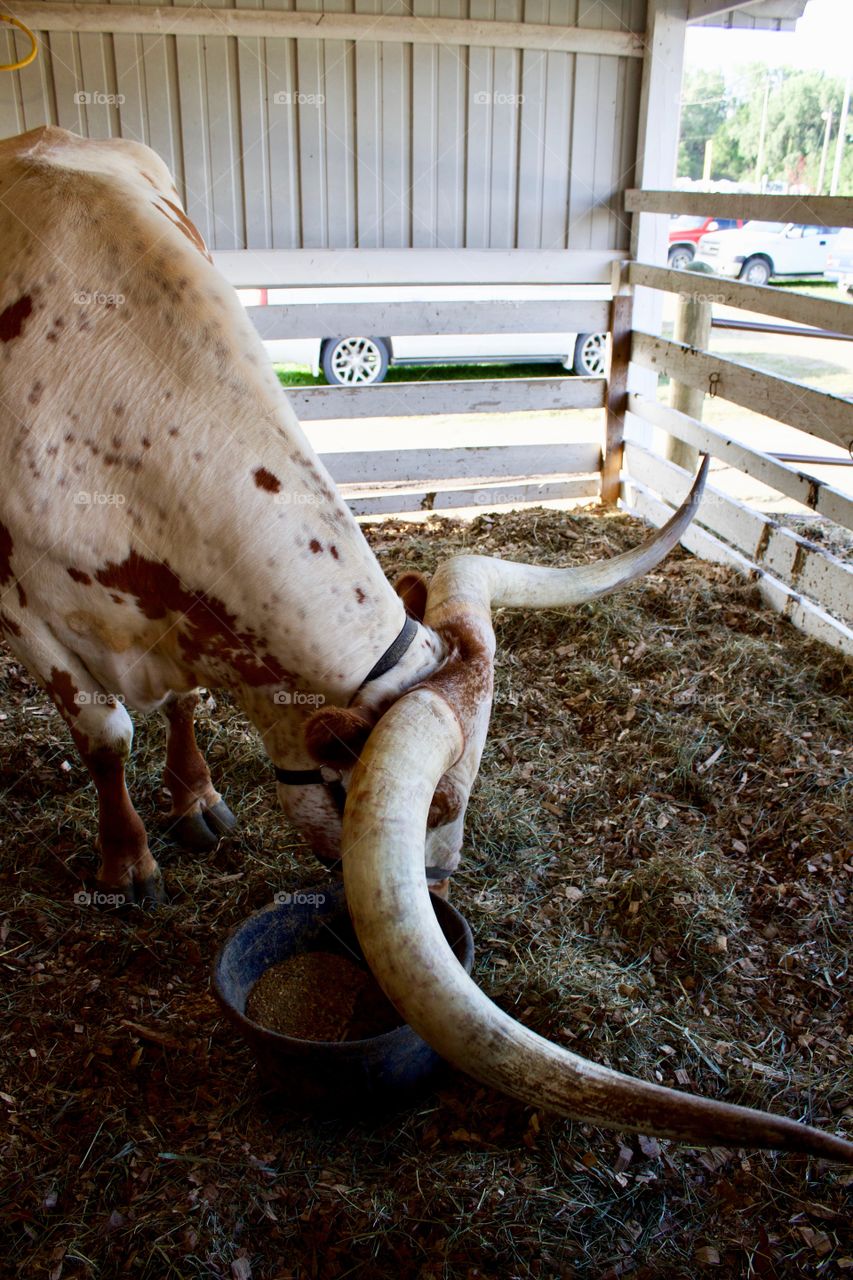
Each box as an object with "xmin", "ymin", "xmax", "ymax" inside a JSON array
[
  {"xmin": 678, "ymin": 69, "xmax": 729, "ymax": 180},
  {"xmin": 678, "ymin": 64, "xmax": 852, "ymax": 195}
]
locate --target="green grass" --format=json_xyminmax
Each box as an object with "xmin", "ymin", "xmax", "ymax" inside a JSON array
[
  {"xmin": 774, "ymin": 278, "xmax": 849, "ymax": 301},
  {"xmin": 275, "ymin": 360, "xmax": 572, "ymax": 388}
]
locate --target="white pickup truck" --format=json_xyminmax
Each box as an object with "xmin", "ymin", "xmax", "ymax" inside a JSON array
[{"xmin": 693, "ymin": 221, "xmax": 841, "ymax": 286}]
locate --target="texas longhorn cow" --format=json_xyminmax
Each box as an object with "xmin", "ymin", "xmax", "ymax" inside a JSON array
[{"xmin": 0, "ymin": 127, "xmax": 850, "ymax": 1164}]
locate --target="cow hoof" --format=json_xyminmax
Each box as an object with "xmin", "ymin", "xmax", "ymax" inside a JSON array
[
  {"xmin": 201, "ymin": 799, "xmax": 237, "ymax": 837},
  {"xmin": 168, "ymin": 811, "xmax": 220, "ymax": 852},
  {"xmin": 132, "ymin": 869, "xmax": 167, "ymax": 907},
  {"xmin": 94, "ymin": 867, "xmax": 166, "ymax": 908}
]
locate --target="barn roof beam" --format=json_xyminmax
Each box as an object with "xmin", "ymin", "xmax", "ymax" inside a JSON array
[
  {"xmin": 9, "ymin": 1, "xmax": 646, "ymax": 57},
  {"xmin": 687, "ymin": 0, "xmax": 806, "ymax": 19}
]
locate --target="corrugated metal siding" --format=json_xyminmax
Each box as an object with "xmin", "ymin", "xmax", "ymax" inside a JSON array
[{"xmin": 0, "ymin": 0, "xmax": 646, "ymax": 251}]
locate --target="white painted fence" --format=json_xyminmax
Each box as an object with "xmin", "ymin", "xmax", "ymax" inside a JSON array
[
  {"xmin": 226, "ymin": 217, "xmax": 853, "ymax": 653},
  {"xmin": 620, "ymin": 191, "xmax": 853, "ymax": 655}
]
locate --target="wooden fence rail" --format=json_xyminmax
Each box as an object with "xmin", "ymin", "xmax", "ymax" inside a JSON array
[
  {"xmin": 247, "ymin": 299, "xmax": 611, "ymax": 340},
  {"xmin": 290, "ymin": 375, "xmax": 605, "ymax": 420},
  {"xmin": 630, "ymin": 331, "xmax": 853, "ymax": 454},
  {"xmin": 627, "ymin": 262, "xmax": 853, "ymax": 338},
  {"xmin": 625, "ymin": 189, "xmax": 853, "ymax": 228},
  {"xmin": 628, "ymin": 394, "xmax": 853, "ymax": 532}
]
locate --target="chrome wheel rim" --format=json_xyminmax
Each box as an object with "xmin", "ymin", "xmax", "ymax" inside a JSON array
[
  {"xmin": 331, "ymin": 337, "xmax": 384, "ymax": 384},
  {"xmin": 579, "ymin": 333, "xmax": 608, "ymax": 376},
  {"xmin": 745, "ymin": 262, "xmax": 769, "ymax": 285}
]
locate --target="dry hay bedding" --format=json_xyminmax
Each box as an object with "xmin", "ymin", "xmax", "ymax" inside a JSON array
[{"xmin": 0, "ymin": 504, "xmax": 850, "ymax": 1280}]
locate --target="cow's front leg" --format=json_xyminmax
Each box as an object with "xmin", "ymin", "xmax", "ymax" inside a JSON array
[{"xmin": 160, "ymin": 691, "xmax": 236, "ymax": 851}]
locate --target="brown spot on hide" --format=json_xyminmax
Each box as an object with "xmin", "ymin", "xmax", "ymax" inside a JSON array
[
  {"xmin": 330, "ymin": 545, "xmax": 340, "ymax": 561},
  {"xmin": 0, "ymin": 295, "xmax": 33, "ymax": 344},
  {"xmin": 419, "ymin": 616, "xmax": 493, "ymax": 726},
  {"xmin": 28, "ymin": 381, "xmax": 42, "ymax": 406},
  {"xmin": 355, "ymin": 587, "xmax": 366, "ymax": 605},
  {"xmin": 309, "ymin": 540, "xmax": 322, "ymax": 555},
  {"xmin": 67, "ymin": 567, "xmax": 92, "ymax": 585},
  {"xmin": 93, "ymin": 550, "xmax": 290, "ymax": 686},
  {"xmin": 0, "ymin": 522, "xmax": 14, "ymax": 586},
  {"xmin": 253, "ymin": 467, "xmax": 281, "ymax": 494},
  {"xmin": 16, "ymin": 583, "xmax": 26, "ymax": 609},
  {"xmin": 46, "ymin": 667, "xmax": 81, "ymax": 722}
]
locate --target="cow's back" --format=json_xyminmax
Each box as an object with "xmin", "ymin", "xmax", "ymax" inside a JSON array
[{"xmin": 0, "ymin": 128, "xmax": 390, "ymax": 705}]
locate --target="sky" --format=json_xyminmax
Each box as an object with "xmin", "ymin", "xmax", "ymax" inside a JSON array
[{"xmin": 684, "ymin": 0, "xmax": 853, "ymax": 79}]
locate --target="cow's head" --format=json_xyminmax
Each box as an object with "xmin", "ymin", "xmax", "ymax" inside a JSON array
[
  {"xmin": 297, "ymin": 459, "xmax": 853, "ymax": 1164},
  {"xmin": 304, "ymin": 464, "xmax": 718, "ymax": 884}
]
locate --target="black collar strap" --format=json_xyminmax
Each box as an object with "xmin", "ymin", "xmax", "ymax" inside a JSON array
[
  {"xmin": 275, "ymin": 766, "xmax": 347, "ymax": 816},
  {"xmin": 275, "ymin": 767, "xmax": 325, "ymax": 786},
  {"xmin": 273, "ymin": 615, "xmax": 418, "ymax": 819},
  {"xmin": 359, "ymin": 613, "xmax": 418, "ymax": 687}
]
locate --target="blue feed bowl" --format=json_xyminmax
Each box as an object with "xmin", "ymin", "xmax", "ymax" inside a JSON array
[{"xmin": 212, "ymin": 880, "xmax": 475, "ymax": 1111}]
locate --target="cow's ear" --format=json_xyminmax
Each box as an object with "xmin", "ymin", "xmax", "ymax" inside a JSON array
[
  {"xmin": 394, "ymin": 570, "xmax": 429, "ymax": 622},
  {"xmin": 304, "ymin": 705, "xmax": 377, "ymax": 768}
]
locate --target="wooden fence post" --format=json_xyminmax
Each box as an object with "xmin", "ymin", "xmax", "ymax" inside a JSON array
[
  {"xmin": 601, "ymin": 267, "xmax": 633, "ymax": 507},
  {"xmin": 666, "ymin": 284, "xmax": 712, "ymax": 471}
]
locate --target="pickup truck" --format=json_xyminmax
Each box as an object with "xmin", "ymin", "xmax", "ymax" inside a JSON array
[
  {"xmin": 693, "ymin": 221, "xmax": 841, "ymax": 285},
  {"xmin": 668, "ymin": 215, "xmax": 743, "ymax": 270},
  {"xmin": 824, "ymin": 227, "xmax": 853, "ymax": 298}
]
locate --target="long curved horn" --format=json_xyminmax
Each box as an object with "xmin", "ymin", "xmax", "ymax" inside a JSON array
[
  {"xmin": 343, "ymin": 459, "xmax": 852, "ymax": 1160},
  {"xmin": 342, "ymin": 687, "xmax": 853, "ymax": 1161},
  {"xmin": 427, "ymin": 455, "xmax": 710, "ymax": 615}
]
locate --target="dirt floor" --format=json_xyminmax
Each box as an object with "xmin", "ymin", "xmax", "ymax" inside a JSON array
[{"xmin": 1, "ymin": 506, "xmax": 851, "ymax": 1279}]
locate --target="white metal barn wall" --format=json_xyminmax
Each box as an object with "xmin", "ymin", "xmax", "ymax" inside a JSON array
[{"xmin": 0, "ymin": 0, "xmax": 645, "ymax": 254}]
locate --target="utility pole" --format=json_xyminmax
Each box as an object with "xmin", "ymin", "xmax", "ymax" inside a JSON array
[
  {"xmin": 830, "ymin": 71, "xmax": 851, "ymax": 197},
  {"xmin": 818, "ymin": 109, "xmax": 833, "ymax": 193},
  {"xmin": 703, "ymin": 139, "xmax": 713, "ymax": 183},
  {"xmin": 755, "ymin": 77, "xmax": 771, "ymax": 190}
]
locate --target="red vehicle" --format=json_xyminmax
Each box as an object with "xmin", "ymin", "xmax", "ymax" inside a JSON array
[{"xmin": 668, "ymin": 214, "xmax": 744, "ymax": 269}]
